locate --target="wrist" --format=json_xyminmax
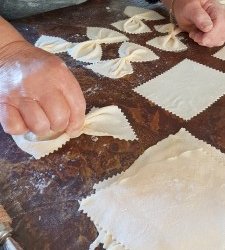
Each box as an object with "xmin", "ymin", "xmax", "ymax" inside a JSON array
[{"xmin": 0, "ymin": 17, "xmax": 26, "ymax": 49}]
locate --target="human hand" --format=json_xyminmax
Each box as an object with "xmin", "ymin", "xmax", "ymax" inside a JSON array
[
  {"xmin": 173, "ymin": 0, "xmax": 225, "ymax": 47},
  {"xmin": 0, "ymin": 41, "xmax": 86, "ymax": 136}
]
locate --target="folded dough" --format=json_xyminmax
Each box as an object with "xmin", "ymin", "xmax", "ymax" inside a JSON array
[
  {"xmin": 67, "ymin": 27, "xmax": 129, "ymax": 63},
  {"xmin": 87, "ymin": 42, "xmax": 159, "ymax": 78},
  {"xmin": 147, "ymin": 23, "xmax": 187, "ymax": 52},
  {"xmin": 35, "ymin": 35, "xmax": 73, "ymax": 53},
  {"xmin": 213, "ymin": 46, "xmax": 225, "ymax": 61},
  {"xmin": 80, "ymin": 128, "xmax": 225, "ymax": 250},
  {"xmin": 12, "ymin": 106, "xmax": 137, "ymax": 159},
  {"xmin": 112, "ymin": 6, "xmax": 165, "ymax": 34}
]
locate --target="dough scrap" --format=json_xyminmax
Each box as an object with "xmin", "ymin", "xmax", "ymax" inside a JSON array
[
  {"xmin": 111, "ymin": 6, "xmax": 164, "ymax": 34},
  {"xmin": 219, "ymin": 0, "xmax": 225, "ymax": 4},
  {"xmin": 67, "ymin": 27, "xmax": 129, "ymax": 63},
  {"xmin": 213, "ymin": 46, "xmax": 225, "ymax": 61},
  {"xmin": 134, "ymin": 59, "xmax": 225, "ymax": 120},
  {"xmin": 80, "ymin": 128, "xmax": 225, "ymax": 250},
  {"xmin": 87, "ymin": 42, "xmax": 159, "ymax": 78},
  {"xmin": 147, "ymin": 23, "xmax": 187, "ymax": 52},
  {"xmin": 12, "ymin": 106, "xmax": 137, "ymax": 159},
  {"xmin": 35, "ymin": 35, "xmax": 73, "ymax": 53}
]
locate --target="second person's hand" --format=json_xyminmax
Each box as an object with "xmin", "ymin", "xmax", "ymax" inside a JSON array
[{"xmin": 173, "ymin": 0, "xmax": 225, "ymax": 47}]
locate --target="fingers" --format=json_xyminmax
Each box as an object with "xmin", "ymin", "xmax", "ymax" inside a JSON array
[
  {"xmin": 0, "ymin": 104, "xmax": 28, "ymax": 135},
  {"xmin": 61, "ymin": 69, "xmax": 86, "ymax": 136},
  {"xmin": 39, "ymin": 89, "xmax": 71, "ymax": 133},
  {"xmin": 189, "ymin": 29, "xmax": 224, "ymax": 47},
  {"xmin": 19, "ymin": 98, "xmax": 50, "ymax": 136},
  {"xmin": 188, "ymin": 4, "xmax": 213, "ymax": 32},
  {"xmin": 189, "ymin": 0, "xmax": 225, "ymax": 47}
]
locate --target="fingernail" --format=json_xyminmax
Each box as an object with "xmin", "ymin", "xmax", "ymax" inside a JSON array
[{"xmin": 202, "ymin": 21, "xmax": 213, "ymax": 31}]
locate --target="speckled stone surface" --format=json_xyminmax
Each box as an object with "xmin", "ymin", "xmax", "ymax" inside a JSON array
[{"xmin": 0, "ymin": 0, "xmax": 225, "ymax": 249}]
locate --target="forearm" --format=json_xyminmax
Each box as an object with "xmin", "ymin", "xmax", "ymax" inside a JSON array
[{"xmin": 0, "ymin": 16, "xmax": 25, "ymax": 49}]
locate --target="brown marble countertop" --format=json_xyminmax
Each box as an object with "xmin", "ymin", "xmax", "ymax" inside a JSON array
[{"xmin": 0, "ymin": 0, "xmax": 225, "ymax": 249}]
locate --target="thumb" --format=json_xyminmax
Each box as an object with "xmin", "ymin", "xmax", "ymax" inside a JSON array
[{"xmin": 189, "ymin": 4, "xmax": 213, "ymax": 32}]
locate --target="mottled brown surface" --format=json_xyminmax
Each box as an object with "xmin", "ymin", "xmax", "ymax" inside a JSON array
[{"xmin": 0, "ymin": 0, "xmax": 225, "ymax": 249}]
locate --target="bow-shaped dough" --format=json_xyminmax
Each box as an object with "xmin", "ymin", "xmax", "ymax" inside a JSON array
[
  {"xmin": 67, "ymin": 27, "xmax": 129, "ymax": 63},
  {"xmin": 147, "ymin": 23, "xmax": 188, "ymax": 52},
  {"xmin": 87, "ymin": 42, "xmax": 159, "ymax": 78},
  {"xmin": 35, "ymin": 35, "xmax": 73, "ymax": 53},
  {"xmin": 12, "ymin": 106, "xmax": 137, "ymax": 159},
  {"xmin": 111, "ymin": 6, "xmax": 164, "ymax": 34}
]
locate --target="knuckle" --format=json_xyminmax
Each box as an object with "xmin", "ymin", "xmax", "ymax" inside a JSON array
[
  {"xmin": 3, "ymin": 123, "xmax": 26, "ymax": 135},
  {"xmin": 31, "ymin": 120, "xmax": 50, "ymax": 134},
  {"xmin": 51, "ymin": 112, "xmax": 70, "ymax": 131}
]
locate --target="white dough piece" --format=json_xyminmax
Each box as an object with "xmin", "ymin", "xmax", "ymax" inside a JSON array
[
  {"xmin": 86, "ymin": 27, "xmax": 129, "ymax": 44},
  {"xmin": 112, "ymin": 18, "xmax": 152, "ymax": 34},
  {"xmin": 219, "ymin": 0, "xmax": 225, "ymax": 4},
  {"xmin": 87, "ymin": 42, "xmax": 159, "ymax": 78},
  {"xmin": 35, "ymin": 35, "xmax": 73, "ymax": 53},
  {"xmin": 12, "ymin": 106, "xmax": 137, "ymax": 159},
  {"xmin": 80, "ymin": 128, "xmax": 225, "ymax": 250},
  {"xmin": 134, "ymin": 59, "xmax": 225, "ymax": 120},
  {"xmin": 147, "ymin": 23, "xmax": 187, "ymax": 52},
  {"xmin": 213, "ymin": 46, "xmax": 225, "ymax": 61},
  {"xmin": 111, "ymin": 6, "xmax": 164, "ymax": 34},
  {"xmin": 67, "ymin": 41, "xmax": 103, "ymax": 63},
  {"xmin": 67, "ymin": 27, "xmax": 129, "ymax": 63}
]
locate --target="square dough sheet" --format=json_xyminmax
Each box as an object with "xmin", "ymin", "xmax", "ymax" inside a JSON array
[
  {"xmin": 80, "ymin": 129, "xmax": 225, "ymax": 250},
  {"xmin": 134, "ymin": 59, "xmax": 225, "ymax": 120},
  {"xmin": 213, "ymin": 46, "xmax": 225, "ymax": 61}
]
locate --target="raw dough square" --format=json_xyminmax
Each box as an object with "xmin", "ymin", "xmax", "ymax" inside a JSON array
[
  {"xmin": 80, "ymin": 129, "xmax": 225, "ymax": 250},
  {"xmin": 134, "ymin": 59, "xmax": 225, "ymax": 120},
  {"xmin": 213, "ymin": 46, "xmax": 225, "ymax": 61}
]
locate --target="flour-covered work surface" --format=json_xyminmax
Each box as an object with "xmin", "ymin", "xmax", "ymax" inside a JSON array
[{"xmin": 0, "ymin": 0, "xmax": 225, "ymax": 250}]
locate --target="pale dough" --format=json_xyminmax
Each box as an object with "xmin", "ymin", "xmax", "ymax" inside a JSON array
[
  {"xmin": 35, "ymin": 35, "xmax": 73, "ymax": 53},
  {"xmin": 12, "ymin": 106, "xmax": 137, "ymax": 159},
  {"xmin": 80, "ymin": 128, "xmax": 225, "ymax": 250},
  {"xmin": 87, "ymin": 42, "xmax": 159, "ymax": 78},
  {"xmin": 67, "ymin": 27, "xmax": 129, "ymax": 63},
  {"xmin": 147, "ymin": 23, "xmax": 187, "ymax": 52},
  {"xmin": 111, "ymin": 6, "xmax": 164, "ymax": 34},
  {"xmin": 213, "ymin": 46, "xmax": 225, "ymax": 61},
  {"xmin": 134, "ymin": 59, "xmax": 225, "ymax": 120}
]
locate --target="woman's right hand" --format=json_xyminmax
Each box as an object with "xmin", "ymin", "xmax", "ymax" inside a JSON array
[{"xmin": 0, "ymin": 40, "xmax": 86, "ymax": 137}]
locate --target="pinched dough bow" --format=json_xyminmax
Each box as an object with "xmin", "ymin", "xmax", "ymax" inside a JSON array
[
  {"xmin": 35, "ymin": 35, "xmax": 73, "ymax": 53},
  {"xmin": 12, "ymin": 106, "xmax": 137, "ymax": 159},
  {"xmin": 147, "ymin": 23, "xmax": 188, "ymax": 52},
  {"xmin": 111, "ymin": 6, "xmax": 164, "ymax": 34},
  {"xmin": 67, "ymin": 27, "xmax": 129, "ymax": 63},
  {"xmin": 35, "ymin": 28, "xmax": 128, "ymax": 63},
  {"xmin": 87, "ymin": 42, "xmax": 159, "ymax": 78}
]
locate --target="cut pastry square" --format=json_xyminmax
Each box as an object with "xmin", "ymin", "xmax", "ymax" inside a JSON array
[
  {"xmin": 87, "ymin": 42, "xmax": 159, "ymax": 78},
  {"xmin": 213, "ymin": 46, "xmax": 225, "ymax": 61},
  {"xmin": 12, "ymin": 106, "xmax": 137, "ymax": 159},
  {"xmin": 80, "ymin": 128, "xmax": 225, "ymax": 250},
  {"xmin": 35, "ymin": 35, "xmax": 73, "ymax": 53},
  {"xmin": 147, "ymin": 23, "xmax": 187, "ymax": 52},
  {"xmin": 134, "ymin": 59, "xmax": 225, "ymax": 120},
  {"xmin": 111, "ymin": 6, "xmax": 164, "ymax": 34},
  {"xmin": 67, "ymin": 27, "xmax": 129, "ymax": 63}
]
